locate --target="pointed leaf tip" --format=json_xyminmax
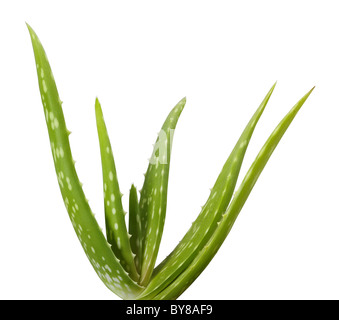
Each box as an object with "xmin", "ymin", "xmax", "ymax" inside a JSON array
[
  {"xmin": 26, "ymin": 23, "xmax": 37, "ymax": 40},
  {"xmin": 26, "ymin": 22, "xmax": 32, "ymax": 31},
  {"xmin": 95, "ymin": 97, "xmax": 101, "ymax": 111}
]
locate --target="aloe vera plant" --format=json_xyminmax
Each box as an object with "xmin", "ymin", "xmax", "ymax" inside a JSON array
[{"xmin": 27, "ymin": 23, "xmax": 314, "ymax": 300}]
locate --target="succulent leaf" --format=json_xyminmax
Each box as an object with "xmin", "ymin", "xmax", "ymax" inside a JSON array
[
  {"xmin": 137, "ymin": 83, "xmax": 276, "ymax": 299},
  {"xmin": 151, "ymin": 87, "xmax": 314, "ymax": 300},
  {"xmin": 138, "ymin": 97, "xmax": 186, "ymax": 286},
  {"xmin": 128, "ymin": 184, "xmax": 142, "ymax": 274},
  {"xmin": 27, "ymin": 24, "xmax": 143, "ymax": 298},
  {"xmin": 95, "ymin": 98, "xmax": 139, "ymax": 281}
]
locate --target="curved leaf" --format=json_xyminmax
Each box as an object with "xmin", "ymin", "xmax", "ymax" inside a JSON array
[
  {"xmin": 95, "ymin": 98, "xmax": 139, "ymax": 281},
  {"xmin": 137, "ymin": 83, "xmax": 276, "ymax": 299},
  {"xmin": 152, "ymin": 87, "xmax": 314, "ymax": 300},
  {"xmin": 27, "ymin": 23, "xmax": 143, "ymax": 299},
  {"xmin": 138, "ymin": 97, "xmax": 186, "ymax": 285}
]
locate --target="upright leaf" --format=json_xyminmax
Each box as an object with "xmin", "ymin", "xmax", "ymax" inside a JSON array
[
  {"xmin": 138, "ymin": 97, "xmax": 186, "ymax": 285},
  {"xmin": 128, "ymin": 184, "xmax": 142, "ymax": 274},
  {"xmin": 95, "ymin": 98, "xmax": 139, "ymax": 281}
]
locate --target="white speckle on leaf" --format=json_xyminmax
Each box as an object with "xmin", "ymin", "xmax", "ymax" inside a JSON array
[
  {"xmin": 66, "ymin": 177, "xmax": 72, "ymax": 190},
  {"xmin": 42, "ymin": 79, "xmax": 47, "ymax": 93},
  {"xmin": 54, "ymin": 118, "xmax": 59, "ymax": 129}
]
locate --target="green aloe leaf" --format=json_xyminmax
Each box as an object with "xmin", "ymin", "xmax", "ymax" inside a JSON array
[
  {"xmin": 138, "ymin": 97, "xmax": 186, "ymax": 286},
  {"xmin": 27, "ymin": 23, "xmax": 143, "ymax": 298},
  {"xmin": 137, "ymin": 83, "xmax": 276, "ymax": 299},
  {"xmin": 95, "ymin": 98, "xmax": 139, "ymax": 281},
  {"xmin": 128, "ymin": 184, "xmax": 142, "ymax": 274},
  {"xmin": 151, "ymin": 87, "xmax": 314, "ymax": 300}
]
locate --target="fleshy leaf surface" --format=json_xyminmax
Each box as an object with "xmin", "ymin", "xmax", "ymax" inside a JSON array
[
  {"xmin": 27, "ymin": 23, "xmax": 143, "ymax": 298},
  {"xmin": 128, "ymin": 184, "xmax": 142, "ymax": 274},
  {"xmin": 95, "ymin": 98, "xmax": 139, "ymax": 281},
  {"xmin": 138, "ymin": 97, "xmax": 186, "ymax": 286}
]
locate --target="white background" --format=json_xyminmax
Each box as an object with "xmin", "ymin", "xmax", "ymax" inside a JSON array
[{"xmin": 0, "ymin": 0, "xmax": 338, "ymax": 300}]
